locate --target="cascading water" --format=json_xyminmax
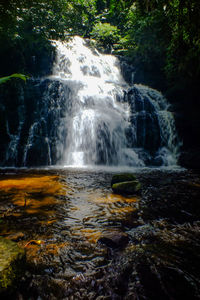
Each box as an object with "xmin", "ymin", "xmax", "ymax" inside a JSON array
[
  {"xmin": 50, "ymin": 36, "xmax": 179, "ymax": 167},
  {"xmin": 51, "ymin": 37, "xmax": 144, "ymax": 167},
  {"xmin": 0, "ymin": 36, "xmax": 179, "ymax": 168}
]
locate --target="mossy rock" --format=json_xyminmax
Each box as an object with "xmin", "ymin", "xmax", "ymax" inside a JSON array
[
  {"xmin": 111, "ymin": 173, "xmax": 137, "ymax": 186},
  {"xmin": 112, "ymin": 180, "xmax": 141, "ymax": 195},
  {"xmin": 0, "ymin": 237, "xmax": 25, "ymax": 293}
]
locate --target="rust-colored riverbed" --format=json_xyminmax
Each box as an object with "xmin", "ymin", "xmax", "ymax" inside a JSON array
[{"xmin": 0, "ymin": 168, "xmax": 200, "ymax": 299}]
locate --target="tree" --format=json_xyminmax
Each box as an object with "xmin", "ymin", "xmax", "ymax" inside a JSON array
[{"xmin": 91, "ymin": 22, "xmax": 120, "ymax": 52}]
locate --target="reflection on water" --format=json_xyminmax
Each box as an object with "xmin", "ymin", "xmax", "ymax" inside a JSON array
[
  {"xmin": 0, "ymin": 170, "xmax": 139, "ymax": 274},
  {"xmin": 0, "ymin": 175, "xmax": 65, "ymax": 216},
  {"xmin": 0, "ymin": 169, "xmax": 200, "ymax": 299}
]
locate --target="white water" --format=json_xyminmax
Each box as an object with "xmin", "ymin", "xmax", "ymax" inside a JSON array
[
  {"xmin": 51, "ymin": 36, "xmax": 144, "ymax": 167},
  {"xmin": 1, "ymin": 36, "xmax": 180, "ymax": 168},
  {"xmin": 47, "ymin": 36, "xmax": 179, "ymax": 168},
  {"xmin": 132, "ymin": 84, "xmax": 180, "ymax": 166}
]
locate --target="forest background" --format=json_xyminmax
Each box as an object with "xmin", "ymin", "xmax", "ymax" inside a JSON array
[{"xmin": 0, "ymin": 0, "xmax": 200, "ymax": 156}]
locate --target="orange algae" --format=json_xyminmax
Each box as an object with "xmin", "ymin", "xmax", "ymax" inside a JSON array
[
  {"xmin": 80, "ymin": 229, "xmax": 102, "ymax": 243},
  {"xmin": 25, "ymin": 240, "xmax": 45, "ymax": 247},
  {"xmin": 12, "ymin": 194, "xmax": 56, "ymax": 207},
  {"xmin": 38, "ymin": 219, "xmax": 56, "ymax": 226},
  {"xmin": 124, "ymin": 197, "xmax": 139, "ymax": 203},
  {"xmin": 89, "ymin": 192, "xmax": 139, "ymax": 204},
  {"xmin": 25, "ymin": 241, "xmax": 69, "ymax": 265},
  {"xmin": 0, "ymin": 175, "xmax": 67, "ymax": 216},
  {"xmin": 7, "ymin": 193, "xmax": 57, "ymax": 216},
  {"xmin": 0, "ymin": 175, "xmax": 65, "ymax": 195},
  {"xmin": 111, "ymin": 206, "xmax": 136, "ymax": 214}
]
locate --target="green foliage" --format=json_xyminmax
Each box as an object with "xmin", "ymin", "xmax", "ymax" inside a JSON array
[
  {"xmin": 122, "ymin": 0, "xmax": 200, "ymax": 90},
  {"xmin": 0, "ymin": 0, "xmax": 199, "ymax": 92},
  {"xmin": 91, "ymin": 22, "xmax": 120, "ymax": 51},
  {"xmin": 0, "ymin": 74, "xmax": 28, "ymax": 85},
  {"xmin": 126, "ymin": 4, "xmax": 169, "ymax": 64},
  {"xmin": 164, "ymin": 0, "xmax": 200, "ymax": 82},
  {"xmin": 0, "ymin": 0, "xmax": 71, "ymax": 76},
  {"xmin": 65, "ymin": 0, "xmax": 97, "ymax": 36},
  {"xmin": 0, "ymin": 0, "xmax": 68, "ymax": 40}
]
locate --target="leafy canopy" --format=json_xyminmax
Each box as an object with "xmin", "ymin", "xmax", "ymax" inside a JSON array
[
  {"xmin": 0, "ymin": 0, "xmax": 199, "ymax": 91},
  {"xmin": 91, "ymin": 22, "xmax": 120, "ymax": 50}
]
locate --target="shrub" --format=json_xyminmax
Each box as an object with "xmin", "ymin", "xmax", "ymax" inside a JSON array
[{"xmin": 91, "ymin": 22, "xmax": 120, "ymax": 52}]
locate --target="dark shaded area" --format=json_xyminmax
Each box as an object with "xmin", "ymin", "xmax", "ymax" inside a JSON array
[
  {"xmin": 121, "ymin": 59, "xmax": 200, "ymax": 169},
  {"xmin": 0, "ymin": 79, "xmax": 71, "ymax": 166},
  {"xmin": 0, "ymin": 35, "xmax": 55, "ymax": 78},
  {"xmin": 167, "ymin": 83, "xmax": 200, "ymax": 169}
]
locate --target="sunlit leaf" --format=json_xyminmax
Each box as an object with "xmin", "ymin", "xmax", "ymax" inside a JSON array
[{"xmin": 0, "ymin": 73, "xmax": 29, "ymax": 85}]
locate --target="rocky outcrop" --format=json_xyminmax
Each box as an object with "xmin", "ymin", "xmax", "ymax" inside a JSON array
[
  {"xmin": 0, "ymin": 79, "xmax": 71, "ymax": 167},
  {"xmin": 0, "ymin": 237, "xmax": 25, "ymax": 293},
  {"xmin": 126, "ymin": 85, "xmax": 161, "ymax": 153}
]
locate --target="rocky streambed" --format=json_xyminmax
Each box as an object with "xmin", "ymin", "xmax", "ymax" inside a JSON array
[{"xmin": 0, "ymin": 167, "xmax": 200, "ymax": 299}]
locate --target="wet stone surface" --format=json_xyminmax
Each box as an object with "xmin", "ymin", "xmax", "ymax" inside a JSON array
[
  {"xmin": 0, "ymin": 237, "xmax": 25, "ymax": 293},
  {"xmin": 0, "ymin": 168, "xmax": 199, "ymax": 299}
]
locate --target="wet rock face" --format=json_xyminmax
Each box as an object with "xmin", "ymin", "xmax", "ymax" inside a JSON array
[
  {"xmin": 119, "ymin": 56, "xmax": 135, "ymax": 85},
  {"xmin": 0, "ymin": 79, "xmax": 71, "ymax": 167},
  {"xmin": 0, "ymin": 42, "xmax": 178, "ymax": 168},
  {"xmin": 0, "ymin": 237, "xmax": 25, "ymax": 293},
  {"xmin": 127, "ymin": 86, "xmax": 161, "ymax": 152}
]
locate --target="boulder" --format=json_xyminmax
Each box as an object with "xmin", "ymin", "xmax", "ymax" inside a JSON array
[
  {"xmin": 0, "ymin": 237, "xmax": 25, "ymax": 293},
  {"xmin": 112, "ymin": 180, "xmax": 141, "ymax": 195},
  {"xmin": 98, "ymin": 230, "xmax": 129, "ymax": 249},
  {"xmin": 111, "ymin": 173, "xmax": 137, "ymax": 186}
]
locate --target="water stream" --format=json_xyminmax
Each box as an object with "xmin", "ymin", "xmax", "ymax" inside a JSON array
[
  {"xmin": 1, "ymin": 36, "xmax": 179, "ymax": 168},
  {"xmin": 0, "ymin": 168, "xmax": 199, "ymax": 299},
  {"xmin": 49, "ymin": 36, "xmax": 179, "ymax": 168},
  {"xmin": 1, "ymin": 36, "xmax": 197, "ymax": 300}
]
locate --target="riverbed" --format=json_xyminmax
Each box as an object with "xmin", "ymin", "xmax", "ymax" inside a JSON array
[{"xmin": 0, "ymin": 167, "xmax": 200, "ymax": 299}]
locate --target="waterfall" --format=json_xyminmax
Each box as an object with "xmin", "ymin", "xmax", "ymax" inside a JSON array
[
  {"xmin": 50, "ymin": 36, "xmax": 179, "ymax": 167},
  {"xmin": 51, "ymin": 37, "xmax": 145, "ymax": 167},
  {"xmin": 126, "ymin": 84, "xmax": 179, "ymax": 166},
  {"xmin": 0, "ymin": 36, "xmax": 179, "ymax": 168}
]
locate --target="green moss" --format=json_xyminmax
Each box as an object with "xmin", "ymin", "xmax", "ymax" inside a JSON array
[
  {"xmin": 0, "ymin": 237, "xmax": 25, "ymax": 292},
  {"xmin": 111, "ymin": 173, "xmax": 137, "ymax": 186},
  {"xmin": 112, "ymin": 180, "xmax": 141, "ymax": 195}
]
